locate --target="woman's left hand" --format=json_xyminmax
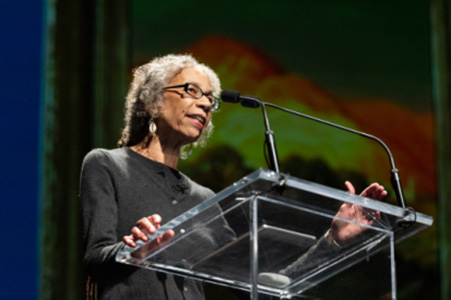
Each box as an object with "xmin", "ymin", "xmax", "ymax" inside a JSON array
[
  {"xmin": 328, "ymin": 182, "xmax": 387, "ymax": 245},
  {"xmin": 346, "ymin": 181, "xmax": 388, "ymax": 201}
]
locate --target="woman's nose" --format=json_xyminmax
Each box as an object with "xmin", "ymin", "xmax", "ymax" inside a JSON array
[{"xmin": 197, "ymin": 95, "xmax": 212, "ymax": 112}]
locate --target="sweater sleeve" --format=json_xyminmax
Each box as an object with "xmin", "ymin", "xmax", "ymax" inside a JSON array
[
  {"xmin": 279, "ymin": 235, "xmax": 342, "ymax": 279},
  {"xmin": 80, "ymin": 149, "xmax": 135, "ymax": 285}
]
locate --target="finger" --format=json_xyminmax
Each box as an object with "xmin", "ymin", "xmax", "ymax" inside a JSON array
[
  {"xmin": 374, "ymin": 188, "xmax": 388, "ymax": 200},
  {"xmin": 148, "ymin": 214, "xmax": 163, "ymax": 228},
  {"xmin": 123, "ymin": 235, "xmax": 137, "ymax": 248},
  {"xmin": 163, "ymin": 229, "xmax": 175, "ymax": 240},
  {"xmin": 365, "ymin": 184, "xmax": 388, "ymax": 200},
  {"xmin": 154, "ymin": 230, "xmax": 175, "ymax": 248},
  {"xmin": 374, "ymin": 210, "xmax": 381, "ymax": 219},
  {"xmin": 345, "ymin": 181, "xmax": 356, "ymax": 194},
  {"xmin": 350, "ymin": 204, "xmax": 356, "ymax": 217},
  {"xmin": 371, "ymin": 189, "xmax": 383, "ymax": 199},
  {"xmin": 376, "ymin": 210, "xmax": 381, "ymax": 219},
  {"xmin": 340, "ymin": 202, "xmax": 353, "ymax": 210},
  {"xmin": 131, "ymin": 225, "xmax": 149, "ymax": 242},
  {"xmin": 138, "ymin": 217, "xmax": 157, "ymax": 235},
  {"xmin": 360, "ymin": 183, "xmax": 380, "ymax": 198}
]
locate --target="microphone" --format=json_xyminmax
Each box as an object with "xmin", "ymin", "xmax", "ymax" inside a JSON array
[
  {"xmin": 220, "ymin": 90, "xmax": 261, "ymax": 108},
  {"xmin": 220, "ymin": 90, "xmax": 279, "ymax": 172},
  {"xmin": 220, "ymin": 90, "xmax": 409, "ymax": 211}
]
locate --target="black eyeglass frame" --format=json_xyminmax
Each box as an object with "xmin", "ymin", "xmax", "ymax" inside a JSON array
[{"xmin": 163, "ymin": 82, "xmax": 220, "ymax": 111}]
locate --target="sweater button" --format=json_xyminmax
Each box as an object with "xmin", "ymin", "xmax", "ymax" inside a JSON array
[{"xmin": 172, "ymin": 199, "xmax": 177, "ymax": 205}]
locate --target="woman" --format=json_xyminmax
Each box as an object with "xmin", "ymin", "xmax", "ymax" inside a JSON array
[
  {"xmin": 80, "ymin": 54, "xmax": 231, "ymax": 299},
  {"xmin": 81, "ymin": 54, "xmax": 387, "ymax": 299}
]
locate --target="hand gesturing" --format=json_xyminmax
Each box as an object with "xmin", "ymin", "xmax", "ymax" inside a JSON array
[{"xmin": 329, "ymin": 182, "xmax": 387, "ymax": 245}]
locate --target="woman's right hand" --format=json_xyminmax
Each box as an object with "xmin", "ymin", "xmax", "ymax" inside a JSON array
[{"xmin": 123, "ymin": 214, "xmax": 174, "ymax": 248}]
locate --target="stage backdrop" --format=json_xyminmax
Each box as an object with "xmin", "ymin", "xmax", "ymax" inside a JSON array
[
  {"xmin": 36, "ymin": 1, "xmax": 444, "ymax": 299},
  {"xmin": 130, "ymin": 0, "xmax": 438, "ymax": 298}
]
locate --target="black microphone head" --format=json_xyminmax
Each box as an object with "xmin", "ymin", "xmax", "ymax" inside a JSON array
[{"xmin": 220, "ymin": 90, "xmax": 241, "ymax": 103}]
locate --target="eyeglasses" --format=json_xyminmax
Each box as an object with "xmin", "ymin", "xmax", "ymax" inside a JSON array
[{"xmin": 163, "ymin": 82, "xmax": 220, "ymax": 111}]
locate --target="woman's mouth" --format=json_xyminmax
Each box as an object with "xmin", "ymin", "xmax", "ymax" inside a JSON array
[{"xmin": 188, "ymin": 115, "xmax": 206, "ymax": 128}]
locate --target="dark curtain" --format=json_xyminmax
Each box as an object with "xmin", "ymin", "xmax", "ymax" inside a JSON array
[{"xmin": 39, "ymin": 0, "xmax": 129, "ymax": 299}]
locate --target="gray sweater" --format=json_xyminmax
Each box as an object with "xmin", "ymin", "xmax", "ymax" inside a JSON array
[{"xmin": 80, "ymin": 147, "xmax": 232, "ymax": 299}]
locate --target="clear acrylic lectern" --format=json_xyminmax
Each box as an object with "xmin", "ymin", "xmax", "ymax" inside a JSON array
[{"xmin": 116, "ymin": 169, "xmax": 433, "ymax": 299}]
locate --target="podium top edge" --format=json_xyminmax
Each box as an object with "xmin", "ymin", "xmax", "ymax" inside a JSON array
[{"xmin": 242, "ymin": 169, "xmax": 433, "ymax": 226}]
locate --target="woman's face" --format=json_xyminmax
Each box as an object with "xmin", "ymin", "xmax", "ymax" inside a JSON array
[{"xmin": 157, "ymin": 67, "xmax": 213, "ymax": 146}]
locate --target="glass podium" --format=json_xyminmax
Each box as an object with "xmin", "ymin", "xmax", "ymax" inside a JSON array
[{"xmin": 116, "ymin": 169, "xmax": 433, "ymax": 299}]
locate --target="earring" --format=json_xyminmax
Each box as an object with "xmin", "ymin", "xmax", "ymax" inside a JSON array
[
  {"xmin": 149, "ymin": 117, "xmax": 157, "ymax": 133},
  {"xmin": 188, "ymin": 144, "xmax": 193, "ymax": 156}
]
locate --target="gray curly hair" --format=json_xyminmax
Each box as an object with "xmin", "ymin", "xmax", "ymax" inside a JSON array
[{"xmin": 118, "ymin": 54, "xmax": 221, "ymax": 152}]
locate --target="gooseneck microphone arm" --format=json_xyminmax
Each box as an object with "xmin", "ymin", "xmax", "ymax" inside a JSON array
[
  {"xmin": 220, "ymin": 91, "xmax": 280, "ymax": 173},
  {"xmin": 261, "ymin": 102, "xmax": 280, "ymax": 173},
  {"xmin": 264, "ymin": 102, "xmax": 407, "ymax": 210},
  {"xmin": 220, "ymin": 89, "xmax": 408, "ymax": 210}
]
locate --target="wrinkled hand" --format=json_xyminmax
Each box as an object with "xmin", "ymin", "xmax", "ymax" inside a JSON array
[
  {"xmin": 123, "ymin": 214, "xmax": 174, "ymax": 258},
  {"xmin": 329, "ymin": 182, "xmax": 387, "ymax": 245}
]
